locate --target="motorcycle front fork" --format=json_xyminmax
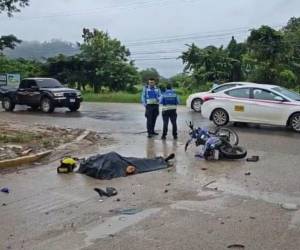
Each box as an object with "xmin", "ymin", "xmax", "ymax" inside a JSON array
[{"xmin": 195, "ymin": 146, "xmax": 220, "ymax": 160}]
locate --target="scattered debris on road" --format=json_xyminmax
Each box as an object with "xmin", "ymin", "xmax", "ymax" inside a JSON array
[
  {"xmin": 0, "ymin": 187, "xmax": 10, "ymax": 194},
  {"xmin": 247, "ymin": 156, "xmax": 259, "ymax": 162},
  {"xmin": 227, "ymin": 244, "xmax": 245, "ymax": 249},
  {"xmin": 202, "ymin": 180, "xmax": 216, "ymax": 188},
  {"xmin": 94, "ymin": 187, "xmax": 118, "ymax": 197}
]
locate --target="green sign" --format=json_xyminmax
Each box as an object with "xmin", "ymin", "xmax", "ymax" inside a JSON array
[
  {"xmin": 0, "ymin": 74, "xmax": 7, "ymax": 86},
  {"xmin": 0, "ymin": 73, "xmax": 20, "ymax": 86},
  {"xmin": 7, "ymin": 74, "xmax": 20, "ymax": 86}
]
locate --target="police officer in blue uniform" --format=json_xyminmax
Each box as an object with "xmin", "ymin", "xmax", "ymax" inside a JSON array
[
  {"xmin": 141, "ymin": 78, "xmax": 161, "ymax": 138},
  {"xmin": 160, "ymin": 84, "xmax": 180, "ymax": 140}
]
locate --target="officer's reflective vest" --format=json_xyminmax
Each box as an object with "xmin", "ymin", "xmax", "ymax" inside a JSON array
[
  {"xmin": 142, "ymin": 86, "xmax": 160, "ymax": 105},
  {"xmin": 161, "ymin": 89, "xmax": 179, "ymax": 111}
]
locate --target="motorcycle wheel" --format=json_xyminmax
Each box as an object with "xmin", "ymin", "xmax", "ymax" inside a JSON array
[
  {"xmin": 215, "ymin": 127, "xmax": 239, "ymax": 146},
  {"xmin": 219, "ymin": 145, "xmax": 247, "ymax": 159}
]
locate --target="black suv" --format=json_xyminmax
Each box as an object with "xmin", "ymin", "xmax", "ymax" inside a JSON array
[{"xmin": 0, "ymin": 78, "xmax": 82, "ymax": 113}]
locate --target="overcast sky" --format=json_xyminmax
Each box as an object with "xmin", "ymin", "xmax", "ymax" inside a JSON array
[{"xmin": 0, "ymin": 0, "xmax": 299, "ymax": 76}]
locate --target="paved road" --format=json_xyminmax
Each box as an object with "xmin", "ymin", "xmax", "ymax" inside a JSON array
[{"xmin": 1, "ymin": 103, "xmax": 300, "ymax": 250}]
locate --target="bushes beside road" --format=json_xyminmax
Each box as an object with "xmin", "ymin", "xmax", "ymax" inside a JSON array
[{"xmin": 82, "ymin": 90, "xmax": 190, "ymax": 104}]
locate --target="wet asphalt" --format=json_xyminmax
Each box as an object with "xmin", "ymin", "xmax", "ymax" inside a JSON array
[{"xmin": 1, "ymin": 102, "xmax": 300, "ymax": 250}]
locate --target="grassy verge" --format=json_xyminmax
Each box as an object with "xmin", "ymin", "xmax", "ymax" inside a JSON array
[
  {"xmin": 83, "ymin": 91, "xmax": 189, "ymax": 105},
  {"xmin": 0, "ymin": 131, "xmax": 41, "ymax": 144}
]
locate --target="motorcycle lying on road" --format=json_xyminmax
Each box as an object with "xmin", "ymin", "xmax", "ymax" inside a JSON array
[{"xmin": 185, "ymin": 122, "xmax": 247, "ymax": 160}]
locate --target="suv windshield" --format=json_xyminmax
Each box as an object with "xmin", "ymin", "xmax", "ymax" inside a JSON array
[
  {"xmin": 272, "ymin": 87, "xmax": 300, "ymax": 101},
  {"xmin": 35, "ymin": 79, "xmax": 63, "ymax": 88}
]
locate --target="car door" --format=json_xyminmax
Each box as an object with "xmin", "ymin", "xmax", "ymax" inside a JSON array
[
  {"xmin": 249, "ymin": 88, "xmax": 288, "ymax": 125},
  {"xmin": 17, "ymin": 80, "xmax": 29, "ymax": 104},
  {"xmin": 223, "ymin": 87, "xmax": 252, "ymax": 122},
  {"xmin": 27, "ymin": 80, "xmax": 41, "ymax": 105}
]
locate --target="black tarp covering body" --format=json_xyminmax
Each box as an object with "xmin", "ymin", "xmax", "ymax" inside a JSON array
[{"xmin": 78, "ymin": 152, "xmax": 168, "ymax": 179}]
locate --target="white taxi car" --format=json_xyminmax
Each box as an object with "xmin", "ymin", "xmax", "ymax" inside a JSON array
[
  {"xmin": 186, "ymin": 82, "xmax": 251, "ymax": 112},
  {"xmin": 201, "ymin": 84, "xmax": 300, "ymax": 132}
]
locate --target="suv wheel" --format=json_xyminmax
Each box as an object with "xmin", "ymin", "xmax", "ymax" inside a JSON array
[
  {"xmin": 2, "ymin": 97, "xmax": 15, "ymax": 112},
  {"xmin": 211, "ymin": 108, "xmax": 229, "ymax": 126},
  {"xmin": 191, "ymin": 98, "xmax": 203, "ymax": 112},
  {"xmin": 40, "ymin": 97, "xmax": 54, "ymax": 113},
  {"xmin": 290, "ymin": 113, "xmax": 300, "ymax": 132}
]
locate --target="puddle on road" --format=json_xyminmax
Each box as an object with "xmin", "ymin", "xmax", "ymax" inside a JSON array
[{"xmin": 82, "ymin": 207, "xmax": 161, "ymax": 248}]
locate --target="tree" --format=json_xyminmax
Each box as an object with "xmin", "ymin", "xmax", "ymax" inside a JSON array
[
  {"xmin": 181, "ymin": 44, "xmax": 238, "ymax": 86},
  {"xmin": 0, "ymin": 0, "xmax": 29, "ymax": 52},
  {"xmin": 0, "ymin": 0, "xmax": 29, "ymax": 16},
  {"xmin": 282, "ymin": 17, "xmax": 300, "ymax": 84},
  {"xmin": 279, "ymin": 69, "xmax": 298, "ymax": 88},
  {"xmin": 0, "ymin": 54, "xmax": 44, "ymax": 77},
  {"xmin": 0, "ymin": 35, "xmax": 21, "ymax": 51},
  {"xmin": 45, "ymin": 54, "xmax": 86, "ymax": 90},
  {"xmin": 80, "ymin": 28, "xmax": 140, "ymax": 93},
  {"xmin": 226, "ymin": 36, "xmax": 246, "ymax": 81},
  {"xmin": 243, "ymin": 26, "xmax": 286, "ymax": 83},
  {"xmin": 139, "ymin": 68, "xmax": 160, "ymax": 83}
]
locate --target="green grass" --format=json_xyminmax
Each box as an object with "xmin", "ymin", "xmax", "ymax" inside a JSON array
[
  {"xmin": 0, "ymin": 131, "xmax": 42, "ymax": 144},
  {"xmin": 83, "ymin": 91, "xmax": 189, "ymax": 105},
  {"xmin": 83, "ymin": 92, "xmax": 140, "ymax": 103}
]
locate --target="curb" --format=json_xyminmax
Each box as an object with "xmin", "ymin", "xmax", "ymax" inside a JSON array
[
  {"xmin": 55, "ymin": 130, "xmax": 91, "ymax": 150},
  {"xmin": 0, "ymin": 150, "xmax": 53, "ymax": 168}
]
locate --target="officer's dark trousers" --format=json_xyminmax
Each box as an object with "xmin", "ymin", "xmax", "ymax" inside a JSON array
[
  {"xmin": 162, "ymin": 109, "xmax": 177, "ymax": 137},
  {"xmin": 145, "ymin": 104, "xmax": 159, "ymax": 135}
]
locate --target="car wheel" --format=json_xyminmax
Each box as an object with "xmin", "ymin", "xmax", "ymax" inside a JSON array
[
  {"xmin": 2, "ymin": 97, "xmax": 15, "ymax": 112},
  {"xmin": 40, "ymin": 97, "xmax": 55, "ymax": 113},
  {"xmin": 191, "ymin": 98, "xmax": 203, "ymax": 112},
  {"xmin": 290, "ymin": 113, "xmax": 300, "ymax": 132},
  {"xmin": 69, "ymin": 103, "xmax": 80, "ymax": 112},
  {"xmin": 211, "ymin": 108, "xmax": 229, "ymax": 126}
]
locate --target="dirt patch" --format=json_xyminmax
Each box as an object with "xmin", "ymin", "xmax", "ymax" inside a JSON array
[{"xmin": 0, "ymin": 121, "xmax": 113, "ymax": 161}]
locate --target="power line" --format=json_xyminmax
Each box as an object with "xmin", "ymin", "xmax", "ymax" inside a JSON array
[
  {"xmin": 126, "ymin": 30, "xmax": 250, "ymax": 47},
  {"xmin": 0, "ymin": 0, "xmax": 201, "ymax": 22},
  {"xmin": 133, "ymin": 57, "xmax": 179, "ymax": 61}
]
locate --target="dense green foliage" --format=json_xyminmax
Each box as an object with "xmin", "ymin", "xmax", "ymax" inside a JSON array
[
  {"xmin": 139, "ymin": 68, "xmax": 160, "ymax": 83},
  {"xmin": 181, "ymin": 18, "xmax": 300, "ymax": 90},
  {"xmin": 0, "ymin": 0, "xmax": 29, "ymax": 51},
  {"xmin": 0, "ymin": 35, "xmax": 21, "ymax": 51},
  {"xmin": 1, "ymin": 16, "xmax": 300, "ymax": 97},
  {"xmin": 0, "ymin": 0, "xmax": 29, "ymax": 16}
]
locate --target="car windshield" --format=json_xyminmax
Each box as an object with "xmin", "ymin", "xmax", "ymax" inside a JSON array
[
  {"xmin": 36, "ymin": 79, "xmax": 63, "ymax": 88},
  {"xmin": 272, "ymin": 87, "xmax": 300, "ymax": 101}
]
